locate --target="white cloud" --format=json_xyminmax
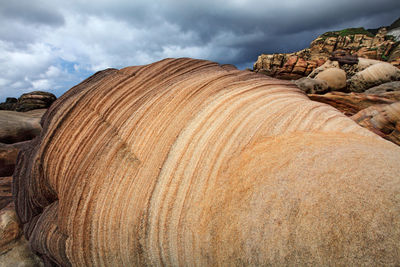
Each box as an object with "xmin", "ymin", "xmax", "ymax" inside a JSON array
[{"xmin": 0, "ymin": 0, "xmax": 399, "ymax": 101}]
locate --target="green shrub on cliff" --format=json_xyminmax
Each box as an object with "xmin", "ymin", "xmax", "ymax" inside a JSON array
[{"xmin": 338, "ymin": 28, "xmax": 374, "ymax": 37}]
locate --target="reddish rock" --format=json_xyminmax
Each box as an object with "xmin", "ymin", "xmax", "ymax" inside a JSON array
[
  {"xmin": 308, "ymin": 91, "xmax": 398, "ymax": 116},
  {"xmin": 352, "ymin": 102, "xmax": 400, "ymax": 146},
  {"xmin": 305, "ymin": 61, "xmax": 318, "ymax": 75},
  {"xmin": 282, "ymin": 56, "xmax": 298, "ymax": 72},
  {"xmin": 356, "ymin": 47, "xmax": 378, "ymax": 59},
  {"xmin": 292, "ymin": 58, "xmax": 308, "ymax": 74}
]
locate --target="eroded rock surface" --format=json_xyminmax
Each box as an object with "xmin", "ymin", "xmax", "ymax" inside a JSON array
[
  {"xmin": 352, "ymin": 101, "xmax": 400, "ymax": 145},
  {"xmin": 0, "ymin": 204, "xmax": 43, "ymax": 267},
  {"xmin": 0, "ymin": 109, "xmax": 46, "ymax": 144},
  {"xmin": 13, "ymin": 58, "xmax": 400, "ymax": 266},
  {"xmin": 348, "ymin": 62, "xmax": 400, "ymax": 92},
  {"xmin": 308, "ymin": 91, "xmax": 399, "ymax": 116}
]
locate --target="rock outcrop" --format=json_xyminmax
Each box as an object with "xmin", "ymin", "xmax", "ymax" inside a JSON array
[
  {"xmin": 254, "ymin": 18, "xmax": 400, "ymax": 79},
  {"xmin": 13, "ymin": 58, "xmax": 400, "ymax": 266},
  {"xmin": 0, "ymin": 91, "xmax": 56, "ymax": 112}
]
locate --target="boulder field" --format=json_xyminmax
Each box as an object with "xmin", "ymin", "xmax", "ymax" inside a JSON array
[{"xmin": 12, "ymin": 58, "xmax": 400, "ymax": 266}]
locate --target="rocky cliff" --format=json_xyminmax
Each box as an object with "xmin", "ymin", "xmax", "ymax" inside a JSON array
[{"xmin": 254, "ymin": 20, "xmax": 400, "ymax": 79}]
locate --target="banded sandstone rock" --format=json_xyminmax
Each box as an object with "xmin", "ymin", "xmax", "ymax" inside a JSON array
[
  {"xmin": 14, "ymin": 58, "xmax": 400, "ymax": 266},
  {"xmin": 0, "ymin": 91, "xmax": 56, "ymax": 112},
  {"xmin": 352, "ymin": 102, "xmax": 400, "ymax": 146},
  {"xmin": 308, "ymin": 91, "xmax": 400, "ymax": 116}
]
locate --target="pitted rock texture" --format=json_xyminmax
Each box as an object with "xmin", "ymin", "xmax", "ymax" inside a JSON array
[{"xmin": 14, "ymin": 58, "xmax": 400, "ymax": 266}]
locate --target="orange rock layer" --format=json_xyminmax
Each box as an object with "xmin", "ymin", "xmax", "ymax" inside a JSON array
[{"xmin": 14, "ymin": 58, "xmax": 400, "ymax": 266}]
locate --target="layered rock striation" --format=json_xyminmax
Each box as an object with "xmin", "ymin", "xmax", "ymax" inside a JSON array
[
  {"xmin": 0, "ymin": 91, "xmax": 56, "ymax": 112},
  {"xmin": 13, "ymin": 58, "xmax": 400, "ymax": 266}
]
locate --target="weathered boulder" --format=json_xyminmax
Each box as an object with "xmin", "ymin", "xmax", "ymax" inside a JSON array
[
  {"xmin": 308, "ymin": 60, "xmax": 340, "ymax": 78},
  {"xmin": 348, "ymin": 62, "xmax": 400, "ymax": 92},
  {"xmin": 364, "ymin": 81, "xmax": 400, "ymax": 94},
  {"xmin": 314, "ymin": 68, "xmax": 347, "ymax": 90},
  {"xmin": 294, "ymin": 77, "xmax": 328, "ymax": 94},
  {"xmin": 357, "ymin": 58, "xmax": 382, "ymax": 72},
  {"xmin": 14, "ymin": 58, "xmax": 400, "ymax": 266},
  {"xmin": 0, "ymin": 109, "xmax": 45, "ymax": 144},
  {"xmin": 352, "ymin": 102, "xmax": 400, "ymax": 146}
]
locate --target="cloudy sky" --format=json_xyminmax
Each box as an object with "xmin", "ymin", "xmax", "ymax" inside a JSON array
[{"xmin": 0, "ymin": 0, "xmax": 399, "ymax": 101}]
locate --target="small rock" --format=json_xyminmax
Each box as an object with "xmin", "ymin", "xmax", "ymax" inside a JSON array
[
  {"xmin": 294, "ymin": 77, "xmax": 328, "ymax": 94},
  {"xmin": 308, "ymin": 60, "xmax": 340, "ymax": 78},
  {"xmin": 315, "ymin": 68, "xmax": 347, "ymax": 90}
]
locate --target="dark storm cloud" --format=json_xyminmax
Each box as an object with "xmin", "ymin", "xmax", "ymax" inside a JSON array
[
  {"xmin": 0, "ymin": 0, "xmax": 399, "ymax": 100},
  {"xmin": 0, "ymin": 0, "xmax": 64, "ymax": 26}
]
